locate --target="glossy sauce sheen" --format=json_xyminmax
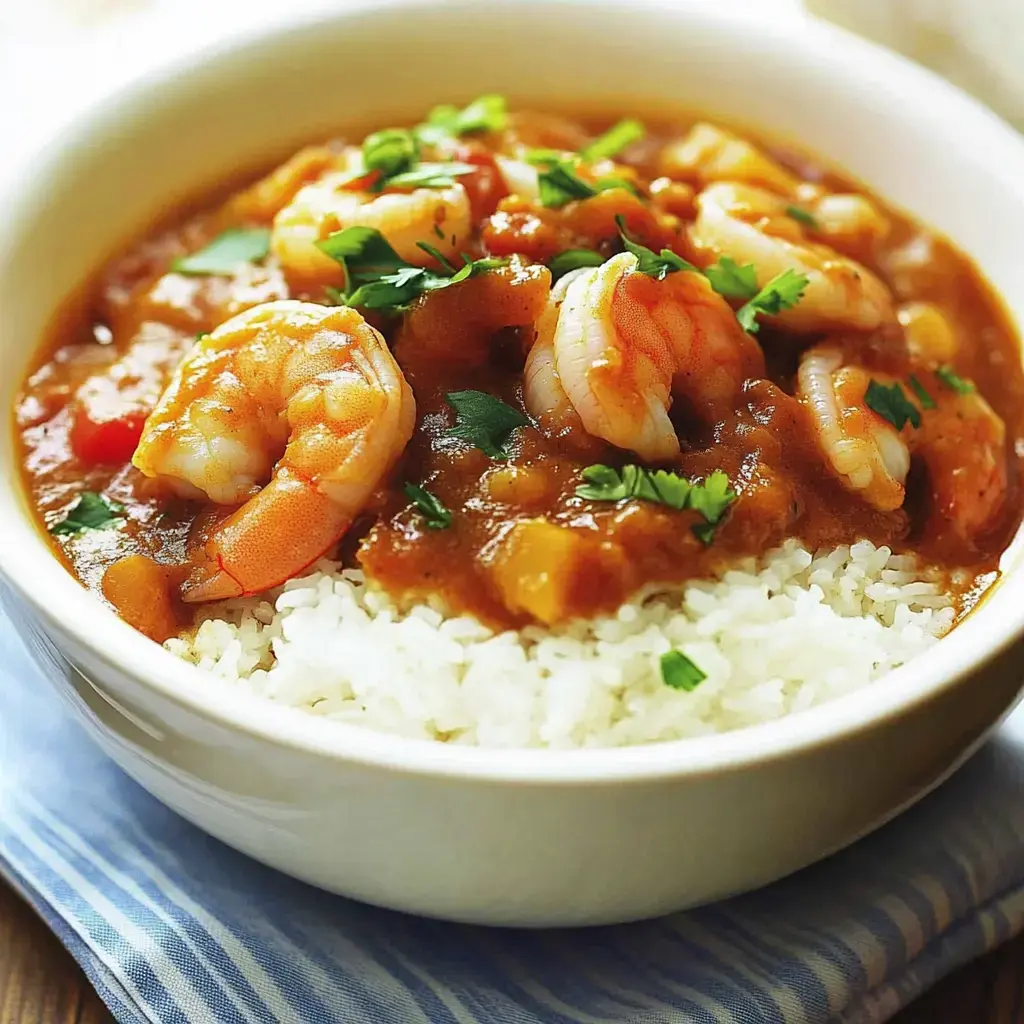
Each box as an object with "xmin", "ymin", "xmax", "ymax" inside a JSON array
[{"xmin": 15, "ymin": 112, "xmax": 1024, "ymax": 640}]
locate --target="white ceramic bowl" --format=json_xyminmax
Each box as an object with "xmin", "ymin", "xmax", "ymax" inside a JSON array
[{"xmin": 3, "ymin": 0, "xmax": 1024, "ymax": 928}]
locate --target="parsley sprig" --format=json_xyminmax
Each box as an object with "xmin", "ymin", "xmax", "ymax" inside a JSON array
[
  {"xmin": 660, "ymin": 650, "xmax": 707, "ymax": 691},
  {"xmin": 576, "ymin": 465, "xmax": 736, "ymax": 544},
  {"xmin": 316, "ymin": 227, "xmax": 507, "ymax": 311},
  {"xmin": 49, "ymin": 492, "xmax": 126, "ymax": 536},
  {"xmin": 416, "ymin": 95, "xmax": 508, "ymax": 145},
  {"xmin": 935, "ymin": 365, "xmax": 975, "ymax": 394},
  {"xmin": 171, "ymin": 228, "xmax": 271, "ymax": 276},
  {"xmin": 580, "ymin": 119, "xmax": 645, "ymax": 162},
  {"xmin": 734, "ymin": 269, "xmax": 809, "ymax": 334},
  {"xmin": 403, "ymin": 483, "xmax": 452, "ymax": 529},
  {"xmin": 865, "ymin": 380, "xmax": 921, "ymax": 431},
  {"xmin": 444, "ymin": 391, "xmax": 529, "ymax": 459}
]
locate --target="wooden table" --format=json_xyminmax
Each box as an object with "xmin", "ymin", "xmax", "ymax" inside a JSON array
[{"xmin": 1, "ymin": 878, "xmax": 1020, "ymax": 1023}]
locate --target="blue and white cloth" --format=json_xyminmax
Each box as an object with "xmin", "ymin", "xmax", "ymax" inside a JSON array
[{"xmin": 2, "ymin": 608, "xmax": 1024, "ymax": 1024}]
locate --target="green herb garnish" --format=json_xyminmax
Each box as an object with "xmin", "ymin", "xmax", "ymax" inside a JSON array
[
  {"xmin": 418, "ymin": 95, "xmax": 508, "ymax": 144},
  {"xmin": 935, "ymin": 365, "xmax": 975, "ymax": 394},
  {"xmin": 536, "ymin": 160, "xmax": 599, "ymax": 208},
  {"xmin": 403, "ymin": 483, "xmax": 452, "ymax": 529},
  {"xmin": 548, "ymin": 248, "xmax": 606, "ymax": 280},
  {"xmin": 385, "ymin": 161, "xmax": 476, "ymax": 189},
  {"xmin": 362, "ymin": 128, "xmax": 418, "ymax": 181},
  {"xmin": 316, "ymin": 227, "xmax": 507, "ymax": 312},
  {"xmin": 865, "ymin": 380, "xmax": 921, "ymax": 431},
  {"xmin": 580, "ymin": 118, "xmax": 645, "ymax": 162},
  {"xmin": 171, "ymin": 228, "xmax": 271, "ymax": 276},
  {"xmin": 785, "ymin": 204, "xmax": 818, "ymax": 229},
  {"xmin": 49, "ymin": 492, "xmax": 126, "ymax": 536},
  {"xmin": 444, "ymin": 391, "xmax": 529, "ymax": 459},
  {"xmin": 908, "ymin": 374, "xmax": 936, "ymax": 410},
  {"xmin": 735, "ymin": 268, "xmax": 809, "ymax": 334},
  {"xmin": 702, "ymin": 256, "xmax": 759, "ymax": 300},
  {"xmin": 576, "ymin": 465, "xmax": 735, "ymax": 544},
  {"xmin": 615, "ymin": 217, "xmax": 700, "ymax": 280},
  {"xmin": 660, "ymin": 650, "xmax": 707, "ymax": 691}
]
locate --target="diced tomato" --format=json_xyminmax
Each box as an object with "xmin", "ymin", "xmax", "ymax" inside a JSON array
[
  {"xmin": 450, "ymin": 140, "xmax": 509, "ymax": 221},
  {"xmin": 70, "ymin": 402, "xmax": 148, "ymax": 464}
]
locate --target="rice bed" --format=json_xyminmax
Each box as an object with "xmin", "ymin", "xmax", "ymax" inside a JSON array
[{"xmin": 165, "ymin": 539, "xmax": 956, "ymax": 748}]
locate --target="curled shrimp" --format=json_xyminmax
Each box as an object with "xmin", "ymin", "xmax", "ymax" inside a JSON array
[
  {"xmin": 271, "ymin": 169, "xmax": 472, "ymax": 283},
  {"xmin": 133, "ymin": 300, "xmax": 415, "ymax": 601},
  {"xmin": 798, "ymin": 345, "xmax": 910, "ymax": 511},
  {"xmin": 524, "ymin": 252, "xmax": 764, "ymax": 461},
  {"xmin": 799, "ymin": 344, "xmax": 1007, "ymax": 540},
  {"xmin": 692, "ymin": 182, "xmax": 894, "ymax": 332}
]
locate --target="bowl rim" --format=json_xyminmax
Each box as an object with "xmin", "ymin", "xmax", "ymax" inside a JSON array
[{"xmin": 4, "ymin": 0, "xmax": 1024, "ymax": 784}]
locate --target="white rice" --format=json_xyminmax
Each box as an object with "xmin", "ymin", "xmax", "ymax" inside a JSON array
[{"xmin": 165, "ymin": 538, "xmax": 956, "ymax": 748}]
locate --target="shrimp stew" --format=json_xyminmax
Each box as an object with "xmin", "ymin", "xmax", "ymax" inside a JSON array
[{"xmin": 15, "ymin": 101, "xmax": 1024, "ymax": 652}]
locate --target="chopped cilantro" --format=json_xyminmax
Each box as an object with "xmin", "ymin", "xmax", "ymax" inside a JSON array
[
  {"xmin": 418, "ymin": 95, "xmax": 508, "ymax": 143},
  {"xmin": 702, "ymin": 256, "xmax": 759, "ymax": 300},
  {"xmin": 548, "ymin": 248, "xmax": 606, "ymax": 279},
  {"xmin": 316, "ymin": 226, "xmax": 506, "ymax": 312},
  {"xmin": 935, "ymin": 365, "xmax": 975, "ymax": 394},
  {"xmin": 785, "ymin": 204, "xmax": 818, "ymax": 229},
  {"xmin": 660, "ymin": 650, "xmax": 707, "ymax": 691},
  {"xmin": 362, "ymin": 128, "xmax": 418, "ymax": 181},
  {"xmin": 735, "ymin": 268, "xmax": 809, "ymax": 334},
  {"xmin": 865, "ymin": 379, "xmax": 921, "ymax": 430},
  {"xmin": 576, "ymin": 465, "xmax": 735, "ymax": 543},
  {"xmin": 385, "ymin": 161, "xmax": 476, "ymax": 189},
  {"xmin": 908, "ymin": 374, "xmax": 936, "ymax": 410},
  {"xmin": 615, "ymin": 217, "xmax": 700, "ymax": 280},
  {"xmin": 444, "ymin": 391, "xmax": 528, "ymax": 459},
  {"xmin": 50, "ymin": 492, "xmax": 126, "ymax": 536},
  {"xmin": 171, "ymin": 228, "xmax": 271, "ymax": 275},
  {"xmin": 432, "ymin": 223, "xmax": 445, "ymax": 239},
  {"xmin": 580, "ymin": 118, "xmax": 645, "ymax": 162},
  {"xmin": 403, "ymin": 482, "xmax": 452, "ymax": 529},
  {"xmin": 536, "ymin": 160, "xmax": 598, "ymax": 208}
]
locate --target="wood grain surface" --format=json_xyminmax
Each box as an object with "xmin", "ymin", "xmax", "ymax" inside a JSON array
[{"xmin": 0, "ymin": 878, "xmax": 1020, "ymax": 1023}]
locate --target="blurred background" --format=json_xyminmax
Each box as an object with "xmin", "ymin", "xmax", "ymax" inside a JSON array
[{"xmin": 3, "ymin": 0, "xmax": 1022, "ymax": 143}]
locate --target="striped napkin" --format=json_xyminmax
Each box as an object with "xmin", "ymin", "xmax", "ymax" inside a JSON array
[{"xmin": 2, "ymin": 606, "xmax": 1024, "ymax": 1023}]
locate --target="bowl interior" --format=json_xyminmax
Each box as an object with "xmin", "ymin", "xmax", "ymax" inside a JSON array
[{"xmin": 3, "ymin": 0, "xmax": 1024, "ymax": 776}]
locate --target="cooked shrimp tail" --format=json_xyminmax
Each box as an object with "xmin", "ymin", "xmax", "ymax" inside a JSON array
[{"xmin": 133, "ymin": 300, "xmax": 415, "ymax": 601}]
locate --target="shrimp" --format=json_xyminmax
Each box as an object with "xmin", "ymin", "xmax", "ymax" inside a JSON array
[
  {"xmin": 526, "ymin": 252, "xmax": 764, "ymax": 461},
  {"xmin": 692, "ymin": 182, "xmax": 894, "ymax": 332},
  {"xmin": 797, "ymin": 345, "xmax": 910, "ymax": 511},
  {"xmin": 915, "ymin": 389, "xmax": 1007, "ymax": 542},
  {"xmin": 133, "ymin": 300, "xmax": 415, "ymax": 602},
  {"xmin": 523, "ymin": 268, "xmax": 590, "ymax": 435},
  {"xmin": 659, "ymin": 123, "xmax": 802, "ymax": 195},
  {"xmin": 271, "ymin": 171, "xmax": 472, "ymax": 283},
  {"xmin": 799, "ymin": 344, "xmax": 1007, "ymax": 539}
]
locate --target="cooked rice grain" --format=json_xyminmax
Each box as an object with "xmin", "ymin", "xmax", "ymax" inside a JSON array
[{"xmin": 165, "ymin": 539, "xmax": 955, "ymax": 748}]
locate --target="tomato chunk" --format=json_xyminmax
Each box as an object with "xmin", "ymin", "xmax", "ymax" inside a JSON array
[{"xmin": 70, "ymin": 402, "xmax": 148, "ymax": 464}]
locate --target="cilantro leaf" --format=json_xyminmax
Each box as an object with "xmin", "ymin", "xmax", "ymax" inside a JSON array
[
  {"xmin": 537, "ymin": 160, "xmax": 598, "ymax": 208},
  {"xmin": 687, "ymin": 470, "xmax": 736, "ymax": 544},
  {"xmin": 935, "ymin": 365, "xmax": 975, "ymax": 394},
  {"xmin": 317, "ymin": 226, "xmax": 507, "ymax": 311},
  {"xmin": 419, "ymin": 95, "xmax": 507, "ymax": 143},
  {"xmin": 702, "ymin": 256, "xmax": 759, "ymax": 300},
  {"xmin": 362, "ymin": 128, "xmax": 418, "ymax": 180},
  {"xmin": 50, "ymin": 492, "xmax": 126, "ymax": 536},
  {"xmin": 615, "ymin": 217, "xmax": 700, "ymax": 280},
  {"xmin": 735, "ymin": 268, "xmax": 809, "ymax": 333},
  {"xmin": 865, "ymin": 379, "xmax": 921, "ymax": 430},
  {"xmin": 576, "ymin": 464, "xmax": 735, "ymax": 543},
  {"xmin": 385, "ymin": 161, "xmax": 476, "ymax": 189},
  {"xmin": 444, "ymin": 391, "xmax": 529, "ymax": 459},
  {"xmin": 548, "ymin": 248, "xmax": 606, "ymax": 279},
  {"xmin": 171, "ymin": 228, "xmax": 271, "ymax": 275},
  {"xmin": 580, "ymin": 119, "xmax": 645, "ymax": 162},
  {"xmin": 403, "ymin": 482, "xmax": 452, "ymax": 529},
  {"xmin": 785, "ymin": 204, "xmax": 818, "ymax": 229},
  {"xmin": 908, "ymin": 374, "xmax": 936, "ymax": 410},
  {"xmin": 660, "ymin": 650, "xmax": 707, "ymax": 691}
]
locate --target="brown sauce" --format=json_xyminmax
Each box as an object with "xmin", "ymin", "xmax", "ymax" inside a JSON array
[{"xmin": 13, "ymin": 110, "xmax": 1024, "ymax": 641}]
